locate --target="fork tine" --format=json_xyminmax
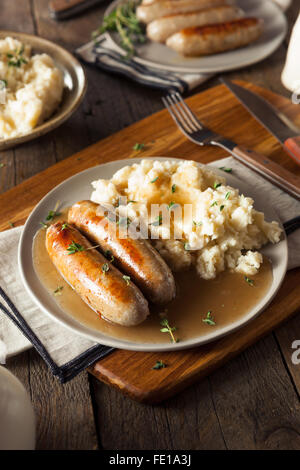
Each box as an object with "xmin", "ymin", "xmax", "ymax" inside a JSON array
[
  {"xmin": 163, "ymin": 95, "xmax": 194, "ymax": 134},
  {"xmin": 168, "ymin": 92, "xmax": 199, "ymax": 132},
  {"xmin": 173, "ymin": 91, "xmax": 203, "ymax": 130}
]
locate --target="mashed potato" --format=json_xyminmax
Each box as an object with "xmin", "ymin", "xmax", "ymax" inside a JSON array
[
  {"xmin": 0, "ymin": 37, "xmax": 64, "ymax": 139},
  {"xmin": 91, "ymin": 159, "xmax": 282, "ymax": 280}
]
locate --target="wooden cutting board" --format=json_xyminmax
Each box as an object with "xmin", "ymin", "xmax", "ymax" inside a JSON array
[{"xmin": 1, "ymin": 82, "xmax": 299, "ymax": 403}]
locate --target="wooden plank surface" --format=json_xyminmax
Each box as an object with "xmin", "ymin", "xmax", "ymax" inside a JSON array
[{"xmin": 2, "ymin": 0, "xmax": 300, "ymax": 450}]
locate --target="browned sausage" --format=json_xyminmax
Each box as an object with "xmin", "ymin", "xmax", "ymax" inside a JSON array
[
  {"xmin": 166, "ymin": 18, "xmax": 263, "ymax": 56},
  {"xmin": 147, "ymin": 6, "xmax": 244, "ymax": 43},
  {"xmin": 137, "ymin": 0, "xmax": 232, "ymax": 24},
  {"xmin": 46, "ymin": 221, "xmax": 149, "ymax": 326},
  {"xmin": 68, "ymin": 200, "xmax": 176, "ymax": 304}
]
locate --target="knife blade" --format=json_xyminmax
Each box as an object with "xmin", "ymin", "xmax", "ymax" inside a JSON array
[{"xmin": 221, "ymin": 78, "xmax": 300, "ymax": 167}]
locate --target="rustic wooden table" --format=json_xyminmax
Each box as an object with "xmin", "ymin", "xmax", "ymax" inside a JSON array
[{"xmin": 2, "ymin": 0, "xmax": 300, "ymax": 450}]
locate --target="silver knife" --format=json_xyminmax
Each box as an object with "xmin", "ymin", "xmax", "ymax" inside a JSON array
[{"xmin": 221, "ymin": 78, "xmax": 300, "ymax": 167}]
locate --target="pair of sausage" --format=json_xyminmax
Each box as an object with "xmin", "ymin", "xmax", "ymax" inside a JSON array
[
  {"xmin": 147, "ymin": 5, "xmax": 244, "ymax": 43},
  {"xmin": 46, "ymin": 201, "xmax": 176, "ymax": 326},
  {"xmin": 166, "ymin": 17, "xmax": 263, "ymax": 56}
]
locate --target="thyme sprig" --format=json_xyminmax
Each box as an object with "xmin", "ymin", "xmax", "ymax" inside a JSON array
[
  {"xmin": 93, "ymin": 1, "xmax": 145, "ymax": 57},
  {"xmin": 160, "ymin": 318, "xmax": 179, "ymax": 343}
]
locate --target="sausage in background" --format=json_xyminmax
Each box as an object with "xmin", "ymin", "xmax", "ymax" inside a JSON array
[
  {"xmin": 147, "ymin": 5, "xmax": 244, "ymax": 43},
  {"xmin": 166, "ymin": 17, "xmax": 263, "ymax": 56},
  {"xmin": 137, "ymin": 0, "xmax": 233, "ymax": 24}
]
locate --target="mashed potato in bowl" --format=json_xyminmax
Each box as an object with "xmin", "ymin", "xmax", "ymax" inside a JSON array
[
  {"xmin": 90, "ymin": 159, "xmax": 282, "ymax": 280},
  {"xmin": 0, "ymin": 36, "xmax": 64, "ymax": 139}
]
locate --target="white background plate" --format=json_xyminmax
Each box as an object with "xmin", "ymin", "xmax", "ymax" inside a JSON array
[
  {"xmin": 18, "ymin": 158, "xmax": 288, "ymax": 352},
  {"xmin": 106, "ymin": 0, "xmax": 287, "ymax": 73}
]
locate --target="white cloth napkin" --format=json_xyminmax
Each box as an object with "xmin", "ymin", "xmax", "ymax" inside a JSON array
[
  {"xmin": 0, "ymin": 156, "xmax": 299, "ymax": 365},
  {"xmin": 76, "ymin": 0, "xmax": 292, "ymax": 92}
]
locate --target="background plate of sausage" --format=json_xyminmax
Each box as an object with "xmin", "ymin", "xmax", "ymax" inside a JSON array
[
  {"xmin": 105, "ymin": 0, "xmax": 287, "ymax": 74},
  {"xmin": 18, "ymin": 158, "xmax": 288, "ymax": 352}
]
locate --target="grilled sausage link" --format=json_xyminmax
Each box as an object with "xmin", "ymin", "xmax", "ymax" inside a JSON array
[
  {"xmin": 166, "ymin": 18, "xmax": 263, "ymax": 56},
  {"xmin": 137, "ymin": 0, "xmax": 231, "ymax": 24},
  {"xmin": 147, "ymin": 6, "xmax": 244, "ymax": 43},
  {"xmin": 68, "ymin": 200, "xmax": 176, "ymax": 304},
  {"xmin": 46, "ymin": 222, "xmax": 149, "ymax": 326}
]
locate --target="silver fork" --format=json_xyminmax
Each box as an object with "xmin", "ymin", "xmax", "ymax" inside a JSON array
[{"xmin": 162, "ymin": 91, "xmax": 300, "ymax": 201}]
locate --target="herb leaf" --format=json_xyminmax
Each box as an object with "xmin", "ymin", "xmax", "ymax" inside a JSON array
[
  {"xmin": 202, "ymin": 311, "xmax": 216, "ymax": 326},
  {"xmin": 133, "ymin": 143, "xmax": 144, "ymax": 151},
  {"xmin": 219, "ymin": 167, "xmax": 232, "ymax": 173},
  {"xmin": 171, "ymin": 184, "xmax": 176, "ymax": 193},
  {"xmin": 214, "ymin": 182, "xmax": 221, "ymax": 189},
  {"xmin": 54, "ymin": 286, "xmax": 63, "ymax": 296},
  {"xmin": 150, "ymin": 176, "xmax": 158, "ymax": 184},
  {"xmin": 225, "ymin": 192, "xmax": 231, "ymax": 200},
  {"xmin": 150, "ymin": 214, "xmax": 162, "ymax": 226},
  {"xmin": 123, "ymin": 275, "xmax": 131, "ymax": 285},
  {"xmin": 244, "ymin": 276, "xmax": 254, "ymax": 286},
  {"xmin": 66, "ymin": 241, "xmax": 84, "ymax": 255},
  {"xmin": 160, "ymin": 318, "xmax": 179, "ymax": 343},
  {"xmin": 102, "ymin": 263, "xmax": 110, "ymax": 274},
  {"xmin": 152, "ymin": 360, "xmax": 167, "ymax": 370}
]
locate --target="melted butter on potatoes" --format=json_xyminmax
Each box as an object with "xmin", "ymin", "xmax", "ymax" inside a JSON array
[
  {"xmin": 0, "ymin": 37, "xmax": 64, "ymax": 139},
  {"xmin": 91, "ymin": 160, "xmax": 282, "ymax": 280}
]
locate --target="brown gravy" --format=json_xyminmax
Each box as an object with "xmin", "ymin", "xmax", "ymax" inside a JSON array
[{"xmin": 33, "ymin": 213, "xmax": 273, "ymax": 344}]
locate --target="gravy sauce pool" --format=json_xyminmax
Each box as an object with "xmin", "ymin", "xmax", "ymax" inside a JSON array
[{"xmin": 33, "ymin": 212, "xmax": 273, "ymax": 344}]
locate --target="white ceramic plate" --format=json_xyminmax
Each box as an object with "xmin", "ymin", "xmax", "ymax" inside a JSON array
[
  {"xmin": 0, "ymin": 31, "xmax": 86, "ymax": 150},
  {"xmin": 105, "ymin": 0, "xmax": 287, "ymax": 73},
  {"xmin": 18, "ymin": 157, "xmax": 288, "ymax": 352}
]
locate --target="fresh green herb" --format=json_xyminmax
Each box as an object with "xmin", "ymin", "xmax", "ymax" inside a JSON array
[
  {"xmin": 214, "ymin": 182, "xmax": 221, "ymax": 189},
  {"xmin": 105, "ymin": 250, "xmax": 115, "ymax": 263},
  {"xmin": 127, "ymin": 200, "xmax": 137, "ymax": 204},
  {"xmin": 150, "ymin": 214, "xmax": 162, "ymax": 226},
  {"xmin": 102, "ymin": 263, "xmax": 110, "ymax": 274},
  {"xmin": 0, "ymin": 79, "xmax": 7, "ymax": 88},
  {"xmin": 7, "ymin": 46, "xmax": 27, "ymax": 67},
  {"xmin": 150, "ymin": 176, "xmax": 158, "ymax": 183},
  {"xmin": 167, "ymin": 201, "xmax": 178, "ymax": 210},
  {"xmin": 244, "ymin": 276, "xmax": 254, "ymax": 286},
  {"xmin": 53, "ymin": 286, "xmax": 64, "ymax": 296},
  {"xmin": 160, "ymin": 318, "xmax": 178, "ymax": 343},
  {"xmin": 220, "ymin": 205, "xmax": 225, "ymax": 212},
  {"xmin": 44, "ymin": 202, "xmax": 61, "ymax": 222},
  {"xmin": 152, "ymin": 360, "xmax": 167, "ymax": 370},
  {"xmin": 171, "ymin": 184, "xmax": 176, "ymax": 193},
  {"xmin": 193, "ymin": 220, "xmax": 202, "ymax": 227},
  {"xmin": 123, "ymin": 275, "xmax": 131, "ymax": 285},
  {"xmin": 210, "ymin": 201, "xmax": 218, "ymax": 207},
  {"xmin": 219, "ymin": 167, "xmax": 232, "ymax": 173},
  {"xmin": 93, "ymin": 1, "xmax": 145, "ymax": 57},
  {"xmin": 61, "ymin": 223, "xmax": 68, "ymax": 231},
  {"xmin": 46, "ymin": 209, "xmax": 61, "ymax": 221},
  {"xmin": 133, "ymin": 143, "xmax": 144, "ymax": 151},
  {"xmin": 184, "ymin": 242, "xmax": 190, "ymax": 251},
  {"xmin": 202, "ymin": 310, "xmax": 216, "ymax": 326},
  {"xmin": 66, "ymin": 241, "xmax": 84, "ymax": 255},
  {"xmin": 225, "ymin": 192, "xmax": 231, "ymax": 200},
  {"xmin": 8, "ymin": 221, "xmax": 14, "ymax": 228},
  {"xmin": 40, "ymin": 221, "xmax": 48, "ymax": 229}
]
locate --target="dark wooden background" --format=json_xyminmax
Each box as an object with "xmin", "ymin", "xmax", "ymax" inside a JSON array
[{"xmin": 2, "ymin": 0, "xmax": 300, "ymax": 450}]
